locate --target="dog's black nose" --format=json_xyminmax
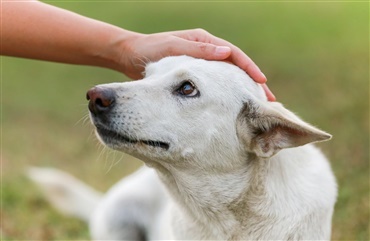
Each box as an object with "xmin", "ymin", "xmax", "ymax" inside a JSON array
[{"xmin": 86, "ymin": 87, "xmax": 115, "ymax": 115}]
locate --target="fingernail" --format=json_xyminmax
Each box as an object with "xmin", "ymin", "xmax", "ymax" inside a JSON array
[
  {"xmin": 261, "ymin": 72, "xmax": 267, "ymax": 82},
  {"xmin": 215, "ymin": 46, "xmax": 231, "ymax": 56}
]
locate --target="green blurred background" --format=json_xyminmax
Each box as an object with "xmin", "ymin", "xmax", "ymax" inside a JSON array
[{"xmin": 2, "ymin": 1, "xmax": 368, "ymax": 240}]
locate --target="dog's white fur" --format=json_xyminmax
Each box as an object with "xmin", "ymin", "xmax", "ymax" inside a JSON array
[{"xmin": 29, "ymin": 56, "xmax": 337, "ymax": 240}]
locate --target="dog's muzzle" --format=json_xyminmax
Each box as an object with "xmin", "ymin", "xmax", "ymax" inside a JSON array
[{"xmin": 86, "ymin": 87, "xmax": 170, "ymax": 151}]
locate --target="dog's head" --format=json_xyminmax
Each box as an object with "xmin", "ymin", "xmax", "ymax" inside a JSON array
[{"xmin": 87, "ymin": 56, "xmax": 331, "ymax": 169}]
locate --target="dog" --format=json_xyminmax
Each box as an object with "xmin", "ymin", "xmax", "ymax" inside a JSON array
[{"xmin": 29, "ymin": 56, "xmax": 337, "ymax": 240}]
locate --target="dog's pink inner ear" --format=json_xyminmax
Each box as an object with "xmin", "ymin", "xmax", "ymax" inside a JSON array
[
  {"xmin": 251, "ymin": 121, "xmax": 330, "ymax": 158},
  {"xmin": 239, "ymin": 101, "xmax": 332, "ymax": 158}
]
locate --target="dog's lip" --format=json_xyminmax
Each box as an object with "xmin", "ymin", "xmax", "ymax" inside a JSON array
[{"xmin": 95, "ymin": 125, "xmax": 170, "ymax": 150}]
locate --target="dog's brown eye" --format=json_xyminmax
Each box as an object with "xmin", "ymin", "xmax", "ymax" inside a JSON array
[{"xmin": 177, "ymin": 81, "xmax": 199, "ymax": 97}]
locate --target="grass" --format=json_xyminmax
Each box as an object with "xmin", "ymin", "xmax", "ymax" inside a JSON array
[{"xmin": 1, "ymin": 1, "xmax": 369, "ymax": 240}]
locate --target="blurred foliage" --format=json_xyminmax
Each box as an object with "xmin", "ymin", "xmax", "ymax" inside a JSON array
[{"xmin": 1, "ymin": 1, "xmax": 368, "ymax": 240}]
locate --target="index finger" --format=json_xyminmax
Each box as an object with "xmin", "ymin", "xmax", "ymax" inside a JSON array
[
  {"xmin": 172, "ymin": 29, "xmax": 268, "ymax": 83},
  {"xmin": 205, "ymin": 35, "xmax": 267, "ymax": 83},
  {"xmin": 226, "ymin": 46, "xmax": 267, "ymax": 84}
]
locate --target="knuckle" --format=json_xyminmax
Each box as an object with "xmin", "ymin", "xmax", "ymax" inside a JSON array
[
  {"xmin": 197, "ymin": 42, "xmax": 209, "ymax": 52},
  {"xmin": 166, "ymin": 45, "xmax": 176, "ymax": 55},
  {"xmin": 194, "ymin": 28, "xmax": 209, "ymax": 35}
]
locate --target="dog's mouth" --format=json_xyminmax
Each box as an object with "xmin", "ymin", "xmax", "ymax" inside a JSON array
[{"xmin": 95, "ymin": 126, "xmax": 170, "ymax": 150}]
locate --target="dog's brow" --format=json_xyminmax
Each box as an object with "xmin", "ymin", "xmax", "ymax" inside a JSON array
[{"xmin": 175, "ymin": 70, "xmax": 190, "ymax": 79}]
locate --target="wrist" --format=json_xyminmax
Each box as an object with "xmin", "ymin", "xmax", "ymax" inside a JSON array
[{"xmin": 95, "ymin": 26, "xmax": 143, "ymax": 75}]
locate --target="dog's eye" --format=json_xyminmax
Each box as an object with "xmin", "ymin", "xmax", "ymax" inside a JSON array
[{"xmin": 177, "ymin": 81, "xmax": 199, "ymax": 97}]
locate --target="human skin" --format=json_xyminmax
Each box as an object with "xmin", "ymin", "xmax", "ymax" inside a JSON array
[{"xmin": 1, "ymin": 0, "xmax": 275, "ymax": 100}]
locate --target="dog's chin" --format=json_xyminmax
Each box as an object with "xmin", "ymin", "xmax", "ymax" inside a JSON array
[{"xmin": 95, "ymin": 126, "xmax": 170, "ymax": 151}]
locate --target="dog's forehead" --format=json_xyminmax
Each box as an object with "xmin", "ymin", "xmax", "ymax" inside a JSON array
[{"xmin": 145, "ymin": 56, "xmax": 198, "ymax": 77}]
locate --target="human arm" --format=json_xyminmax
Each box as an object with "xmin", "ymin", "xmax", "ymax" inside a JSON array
[
  {"xmin": 1, "ymin": 0, "xmax": 275, "ymax": 100},
  {"xmin": 1, "ymin": 0, "xmax": 129, "ymax": 73}
]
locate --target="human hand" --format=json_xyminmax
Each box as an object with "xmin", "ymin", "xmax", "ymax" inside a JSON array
[
  {"xmin": 118, "ymin": 29, "xmax": 275, "ymax": 101},
  {"xmin": 1, "ymin": 0, "xmax": 274, "ymax": 100}
]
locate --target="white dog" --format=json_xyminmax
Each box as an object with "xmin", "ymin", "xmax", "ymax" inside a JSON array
[{"xmin": 29, "ymin": 56, "xmax": 337, "ymax": 240}]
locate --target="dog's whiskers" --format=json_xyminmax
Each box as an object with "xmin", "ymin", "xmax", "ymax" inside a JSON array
[
  {"xmin": 75, "ymin": 113, "xmax": 91, "ymax": 127},
  {"xmin": 133, "ymin": 55, "xmax": 150, "ymax": 75},
  {"xmin": 105, "ymin": 152, "xmax": 123, "ymax": 175}
]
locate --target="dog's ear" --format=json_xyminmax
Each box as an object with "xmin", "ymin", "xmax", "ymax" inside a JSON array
[{"xmin": 237, "ymin": 100, "xmax": 332, "ymax": 158}]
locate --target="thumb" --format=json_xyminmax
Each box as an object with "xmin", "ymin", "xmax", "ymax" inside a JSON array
[{"xmin": 174, "ymin": 40, "xmax": 232, "ymax": 60}]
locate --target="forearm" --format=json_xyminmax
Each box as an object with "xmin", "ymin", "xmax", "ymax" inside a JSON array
[{"xmin": 1, "ymin": 0, "xmax": 137, "ymax": 73}]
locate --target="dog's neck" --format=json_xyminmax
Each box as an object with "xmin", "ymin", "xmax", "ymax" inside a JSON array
[{"xmin": 147, "ymin": 152, "xmax": 272, "ymax": 238}]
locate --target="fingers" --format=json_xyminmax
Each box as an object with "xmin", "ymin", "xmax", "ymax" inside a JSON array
[
  {"xmin": 227, "ymin": 49, "xmax": 267, "ymax": 84},
  {"xmin": 169, "ymin": 39, "xmax": 232, "ymax": 61},
  {"xmin": 173, "ymin": 29, "xmax": 267, "ymax": 84},
  {"xmin": 212, "ymin": 37, "xmax": 267, "ymax": 84},
  {"xmin": 261, "ymin": 84, "xmax": 276, "ymax": 102}
]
